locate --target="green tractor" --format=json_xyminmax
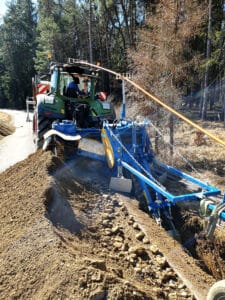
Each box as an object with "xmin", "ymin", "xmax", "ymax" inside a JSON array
[{"xmin": 33, "ymin": 60, "xmax": 116, "ymax": 149}]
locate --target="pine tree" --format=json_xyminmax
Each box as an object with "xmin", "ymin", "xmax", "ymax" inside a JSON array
[
  {"xmin": 0, "ymin": 0, "xmax": 36, "ymax": 108},
  {"xmin": 35, "ymin": 0, "xmax": 62, "ymax": 71},
  {"xmin": 199, "ymin": 0, "xmax": 225, "ymax": 121}
]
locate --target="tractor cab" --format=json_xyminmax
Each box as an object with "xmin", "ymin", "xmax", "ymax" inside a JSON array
[
  {"xmin": 47, "ymin": 62, "xmax": 115, "ymax": 127},
  {"xmin": 50, "ymin": 63, "xmax": 94, "ymax": 99},
  {"xmin": 62, "ymin": 74, "xmax": 91, "ymax": 97},
  {"xmin": 33, "ymin": 61, "xmax": 116, "ymax": 149}
]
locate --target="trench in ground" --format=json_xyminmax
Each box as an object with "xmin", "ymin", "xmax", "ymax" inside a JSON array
[
  {"xmin": 171, "ymin": 203, "xmax": 225, "ymax": 281},
  {"xmin": 43, "ymin": 135, "xmax": 225, "ymax": 290},
  {"xmin": 161, "ymin": 172, "xmax": 225, "ymax": 281},
  {"xmin": 42, "ymin": 161, "xmax": 200, "ymax": 299}
]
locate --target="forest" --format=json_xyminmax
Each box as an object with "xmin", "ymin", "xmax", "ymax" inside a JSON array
[{"xmin": 0, "ymin": 0, "xmax": 225, "ymax": 122}]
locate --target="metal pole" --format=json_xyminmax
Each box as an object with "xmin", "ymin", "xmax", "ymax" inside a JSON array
[
  {"xmin": 26, "ymin": 97, "xmax": 30, "ymax": 122},
  {"xmin": 120, "ymin": 80, "xmax": 126, "ymax": 119}
]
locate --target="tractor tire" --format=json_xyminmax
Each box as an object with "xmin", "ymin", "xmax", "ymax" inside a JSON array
[
  {"xmin": 207, "ymin": 280, "xmax": 225, "ymax": 300},
  {"xmin": 33, "ymin": 110, "xmax": 52, "ymax": 150},
  {"xmin": 53, "ymin": 140, "xmax": 79, "ymax": 160}
]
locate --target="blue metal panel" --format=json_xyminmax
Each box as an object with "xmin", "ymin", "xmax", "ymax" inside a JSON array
[
  {"xmin": 121, "ymin": 161, "xmax": 221, "ymax": 205},
  {"xmin": 53, "ymin": 120, "xmax": 76, "ymax": 135},
  {"xmin": 121, "ymin": 161, "xmax": 173, "ymax": 200},
  {"xmin": 76, "ymin": 128, "xmax": 101, "ymax": 139}
]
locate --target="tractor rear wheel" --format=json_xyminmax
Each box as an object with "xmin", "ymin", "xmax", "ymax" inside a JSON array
[
  {"xmin": 53, "ymin": 140, "xmax": 79, "ymax": 160},
  {"xmin": 207, "ymin": 280, "xmax": 225, "ymax": 300},
  {"xmin": 33, "ymin": 110, "xmax": 52, "ymax": 150}
]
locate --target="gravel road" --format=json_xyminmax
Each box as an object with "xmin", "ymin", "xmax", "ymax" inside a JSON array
[{"xmin": 0, "ymin": 109, "xmax": 35, "ymax": 173}]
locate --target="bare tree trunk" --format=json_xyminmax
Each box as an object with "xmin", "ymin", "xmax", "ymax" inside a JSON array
[
  {"xmin": 209, "ymin": 85, "xmax": 214, "ymax": 111},
  {"xmin": 201, "ymin": 0, "xmax": 212, "ymax": 120},
  {"xmin": 101, "ymin": 0, "xmax": 127, "ymax": 53},
  {"xmin": 155, "ymin": 107, "xmax": 160, "ymax": 154},
  {"xmin": 169, "ymin": 113, "xmax": 174, "ymax": 157},
  {"xmin": 222, "ymin": 3, "xmax": 225, "ymax": 123},
  {"xmin": 168, "ymin": 0, "xmax": 180, "ymax": 158},
  {"xmin": 130, "ymin": 0, "xmax": 136, "ymax": 48},
  {"xmin": 119, "ymin": 0, "xmax": 132, "ymax": 46},
  {"xmin": 88, "ymin": 0, "xmax": 93, "ymax": 63},
  {"xmin": 222, "ymin": 91, "xmax": 225, "ymax": 122}
]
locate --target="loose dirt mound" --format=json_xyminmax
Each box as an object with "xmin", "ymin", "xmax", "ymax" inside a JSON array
[
  {"xmin": 0, "ymin": 112, "xmax": 15, "ymax": 139},
  {"xmin": 196, "ymin": 230, "xmax": 225, "ymax": 280},
  {"xmin": 172, "ymin": 204, "xmax": 225, "ymax": 282},
  {"xmin": 0, "ymin": 150, "xmax": 214, "ymax": 299}
]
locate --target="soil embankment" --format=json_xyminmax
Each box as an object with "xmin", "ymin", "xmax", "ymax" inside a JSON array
[{"xmin": 0, "ymin": 111, "xmax": 15, "ymax": 139}]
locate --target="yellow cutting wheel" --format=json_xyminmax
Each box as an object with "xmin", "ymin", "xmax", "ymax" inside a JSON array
[{"xmin": 101, "ymin": 128, "xmax": 115, "ymax": 169}]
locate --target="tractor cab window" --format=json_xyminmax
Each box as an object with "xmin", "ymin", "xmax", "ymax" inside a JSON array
[
  {"xmin": 60, "ymin": 73, "xmax": 91, "ymax": 97},
  {"xmin": 50, "ymin": 69, "xmax": 58, "ymax": 94},
  {"xmin": 60, "ymin": 73, "xmax": 72, "ymax": 96},
  {"xmin": 80, "ymin": 77, "xmax": 91, "ymax": 94},
  {"xmin": 68, "ymin": 75, "xmax": 90, "ymax": 95}
]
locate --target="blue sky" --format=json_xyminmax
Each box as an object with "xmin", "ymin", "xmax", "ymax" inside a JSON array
[{"xmin": 0, "ymin": 0, "xmax": 7, "ymax": 22}]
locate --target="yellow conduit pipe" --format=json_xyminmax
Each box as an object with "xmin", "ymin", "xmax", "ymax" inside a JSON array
[{"xmin": 76, "ymin": 60, "xmax": 225, "ymax": 148}]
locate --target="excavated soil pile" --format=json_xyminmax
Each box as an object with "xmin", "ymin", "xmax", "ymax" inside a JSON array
[
  {"xmin": 196, "ymin": 229, "xmax": 225, "ymax": 280},
  {"xmin": 0, "ymin": 112, "xmax": 15, "ymax": 139},
  {"xmin": 0, "ymin": 150, "xmax": 215, "ymax": 300}
]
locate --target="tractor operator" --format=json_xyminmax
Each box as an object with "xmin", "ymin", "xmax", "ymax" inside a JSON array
[{"xmin": 67, "ymin": 76, "xmax": 83, "ymax": 97}]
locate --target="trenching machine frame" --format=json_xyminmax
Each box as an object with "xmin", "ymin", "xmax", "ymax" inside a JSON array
[
  {"xmin": 38, "ymin": 59, "xmax": 225, "ymax": 238},
  {"xmin": 47, "ymin": 117, "xmax": 225, "ymax": 238},
  {"xmin": 38, "ymin": 58, "xmax": 225, "ymax": 241}
]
